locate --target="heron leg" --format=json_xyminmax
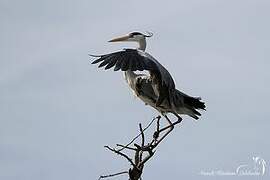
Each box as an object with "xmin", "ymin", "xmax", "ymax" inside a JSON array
[
  {"xmin": 152, "ymin": 114, "xmax": 176, "ymax": 147},
  {"xmin": 158, "ymin": 113, "xmax": 182, "ymax": 133}
]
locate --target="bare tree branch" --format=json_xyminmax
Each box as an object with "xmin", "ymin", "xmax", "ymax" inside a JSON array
[{"xmin": 100, "ymin": 115, "xmax": 182, "ymax": 180}]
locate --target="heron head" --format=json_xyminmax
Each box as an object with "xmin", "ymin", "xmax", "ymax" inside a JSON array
[{"xmin": 108, "ymin": 31, "xmax": 153, "ymax": 43}]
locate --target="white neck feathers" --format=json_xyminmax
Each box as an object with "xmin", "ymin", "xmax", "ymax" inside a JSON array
[{"xmin": 138, "ymin": 39, "xmax": 146, "ymax": 51}]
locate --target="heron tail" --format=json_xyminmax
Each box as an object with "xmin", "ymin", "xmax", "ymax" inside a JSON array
[
  {"xmin": 172, "ymin": 89, "xmax": 206, "ymax": 120},
  {"xmin": 184, "ymin": 96, "xmax": 206, "ymax": 111}
]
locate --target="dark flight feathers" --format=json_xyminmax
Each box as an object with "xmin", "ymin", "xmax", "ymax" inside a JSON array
[
  {"xmin": 91, "ymin": 49, "xmax": 156, "ymax": 72},
  {"xmin": 91, "ymin": 49, "xmax": 175, "ymax": 90}
]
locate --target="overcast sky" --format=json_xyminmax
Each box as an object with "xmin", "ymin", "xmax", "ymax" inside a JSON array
[{"xmin": 0, "ymin": 0, "xmax": 269, "ymax": 179}]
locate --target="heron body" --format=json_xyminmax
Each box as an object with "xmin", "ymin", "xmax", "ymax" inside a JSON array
[
  {"xmin": 91, "ymin": 32, "xmax": 205, "ymax": 120},
  {"xmin": 124, "ymin": 68, "xmax": 204, "ymax": 120}
]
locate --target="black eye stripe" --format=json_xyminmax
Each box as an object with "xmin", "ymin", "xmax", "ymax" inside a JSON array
[{"xmin": 130, "ymin": 32, "xmax": 143, "ymax": 37}]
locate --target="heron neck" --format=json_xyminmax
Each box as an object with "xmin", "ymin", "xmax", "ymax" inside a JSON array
[{"xmin": 138, "ymin": 39, "xmax": 146, "ymax": 51}]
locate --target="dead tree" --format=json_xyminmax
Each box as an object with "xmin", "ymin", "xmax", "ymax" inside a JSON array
[{"xmin": 98, "ymin": 115, "xmax": 182, "ymax": 180}]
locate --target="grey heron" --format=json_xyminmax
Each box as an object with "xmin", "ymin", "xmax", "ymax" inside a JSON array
[{"xmin": 90, "ymin": 31, "xmax": 205, "ymax": 132}]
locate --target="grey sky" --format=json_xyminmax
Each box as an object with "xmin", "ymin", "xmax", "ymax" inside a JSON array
[{"xmin": 0, "ymin": 0, "xmax": 269, "ymax": 179}]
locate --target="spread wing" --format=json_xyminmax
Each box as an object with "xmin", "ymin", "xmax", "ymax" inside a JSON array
[{"xmin": 90, "ymin": 49, "xmax": 175, "ymax": 89}]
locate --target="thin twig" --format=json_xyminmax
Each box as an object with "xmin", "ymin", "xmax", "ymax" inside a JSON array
[
  {"xmin": 104, "ymin": 146, "xmax": 136, "ymax": 167},
  {"xmin": 116, "ymin": 144, "xmax": 137, "ymax": 151},
  {"xmin": 117, "ymin": 116, "xmax": 159, "ymax": 151},
  {"xmin": 139, "ymin": 123, "xmax": 145, "ymax": 147},
  {"xmin": 156, "ymin": 117, "xmax": 160, "ymax": 132},
  {"xmin": 98, "ymin": 171, "xmax": 128, "ymax": 180}
]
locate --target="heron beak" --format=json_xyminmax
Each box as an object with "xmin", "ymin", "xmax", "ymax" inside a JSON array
[{"xmin": 108, "ymin": 35, "xmax": 130, "ymax": 42}]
